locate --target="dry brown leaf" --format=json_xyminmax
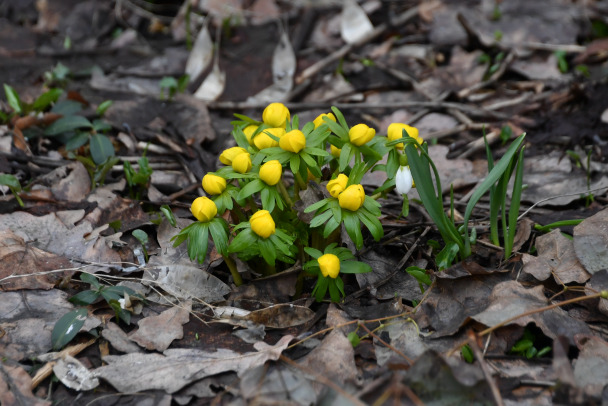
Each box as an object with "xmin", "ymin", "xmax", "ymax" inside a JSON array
[
  {"xmin": 573, "ymin": 335, "xmax": 608, "ymax": 395},
  {"xmin": 100, "ymin": 322, "xmax": 143, "ymax": 354},
  {"xmin": 0, "ymin": 211, "xmax": 121, "ymax": 272},
  {"xmin": 53, "ymin": 355, "xmax": 99, "ymax": 391},
  {"xmin": 574, "ymin": 208, "xmax": 608, "ymax": 275},
  {"xmin": 522, "ymin": 229, "xmax": 590, "ymax": 284},
  {"xmin": 471, "ymin": 281, "xmax": 590, "ymax": 345},
  {"xmin": 244, "ymin": 304, "xmax": 314, "ymax": 329},
  {"xmin": 0, "ymin": 230, "xmax": 74, "ymax": 290},
  {"xmin": 298, "ymin": 330, "xmax": 358, "ymax": 389},
  {"xmin": 129, "ymin": 303, "xmax": 191, "ymax": 352},
  {"xmin": 94, "ymin": 335, "xmax": 293, "ymax": 393},
  {"xmin": 0, "ymin": 363, "xmax": 50, "ymax": 406}
]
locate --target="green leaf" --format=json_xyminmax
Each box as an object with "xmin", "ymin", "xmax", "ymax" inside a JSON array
[
  {"xmin": 51, "ymin": 100, "xmax": 83, "ymax": 115},
  {"xmin": 328, "ymin": 280, "xmax": 340, "ymax": 302},
  {"xmin": 343, "ymin": 212, "xmax": 363, "ymax": 249},
  {"xmin": 405, "ymin": 266, "xmax": 432, "ymax": 286},
  {"xmin": 92, "ymin": 119, "xmax": 112, "ymax": 133},
  {"xmin": 237, "ymin": 179, "xmax": 264, "ymax": 200},
  {"xmin": 80, "ymin": 272, "xmax": 101, "ymax": 289},
  {"xmin": 505, "ymin": 147, "xmax": 525, "ymax": 259},
  {"xmin": 0, "ymin": 174, "xmax": 21, "ymax": 190},
  {"xmin": 45, "ymin": 115, "xmax": 93, "ymax": 136},
  {"xmin": 96, "ymin": 100, "xmax": 113, "ymax": 116},
  {"xmin": 339, "ymin": 142, "xmax": 352, "ymax": 172},
  {"xmin": 132, "ymin": 229, "xmax": 148, "ymax": 246},
  {"xmin": 511, "ymin": 339, "xmax": 534, "ymax": 353},
  {"xmin": 89, "ymin": 133, "xmax": 115, "ymax": 165},
  {"xmin": 461, "ymin": 344, "xmax": 474, "ymax": 363},
  {"xmin": 310, "ymin": 210, "xmax": 334, "ymax": 228},
  {"xmin": 289, "ymin": 154, "xmax": 300, "ymax": 175},
  {"xmin": 65, "ymin": 132, "xmax": 90, "ymax": 150},
  {"xmin": 188, "ymin": 223, "xmax": 209, "ymax": 264},
  {"xmin": 69, "ymin": 290, "xmax": 101, "ymax": 305},
  {"xmin": 347, "ymin": 331, "xmax": 360, "ymax": 347},
  {"xmin": 258, "ymin": 238, "xmax": 276, "ymax": 265},
  {"xmin": 436, "ymin": 242, "xmax": 460, "ymax": 271},
  {"xmin": 357, "ymin": 209, "xmax": 383, "ymax": 242},
  {"xmin": 463, "ymin": 134, "xmax": 526, "ymax": 255},
  {"xmin": 323, "ymin": 217, "xmax": 340, "ymax": 238},
  {"xmin": 304, "ymin": 198, "xmax": 330, "ymax": 214},
  {"xmin": 228, "ymin": 228, "xmax": 257, "ymax": 253},
  {"xmin": 160, "ymin": 205, "xmax": 177, "ymax": 227},
  {"xmin": 3, "ymin": 84, "xmax": 22, "ymax": 114},
  {"xmin": 304, "ymin": 247, "xmax": 323, "ymax": 259},
  {"xmin": 209, "ymin": 218, "xmax": 229, "ymax": 255},
  {"xmin": 313, "ymin": 276, "xmax": 329, "ymax": 302},
  {"xmin": 340, "ymin": 260, "xmax": 372, "ymax": 274},
  {"xmin": 33, "ymin": 88, "xmax": 63, "ymax": 112},
  {"xmin": 51, "ymin": 308, "xmax": 88, "ymax": 350}
]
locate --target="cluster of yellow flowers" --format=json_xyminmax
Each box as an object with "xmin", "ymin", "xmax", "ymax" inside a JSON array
[{"xmin": 326, "ymin": 175, "xmax": 365, "ymax": 211}]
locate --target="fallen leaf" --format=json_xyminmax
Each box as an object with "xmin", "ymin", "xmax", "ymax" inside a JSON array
[
  {"xmin": 239, "ymin": 364, "xmax": 317, "ymax": 405},
  {"xmin": 0, "ymin": 290, "xmax": 99, "ymax": 361},
  {"xmin": 129, "ymin": 302, "xmax": 191, "ymax": 352},
  {"xmin": 0, "ymin": 230, "xmax": 74, "ymax": 290},
  {"xmin": 522, "ymin": 229, "xmax": 590, "ymax": 284},
  {"xmin": 185, "ymin": 23, "xmax": 213, "ymax": 82},
  {"xmin": 100, "ymin": 322, "xmax": 143, "ymax": 354},
  {"xmin": 94, "ymin": 335, "xmax": 293, "ymax": 393},
  {"xmin": 33, "ymin": 162, "xmax": 91, "ymax": 202},
  {"xmin": 573, "ymin": 335, "xmax": 608, "ymax": 396},
  {"xmin": 573, "ymin": 208, "xmax": 608, "ymax": 275},
  {"xmin": 471, "ymin": 281, "xmax": 590, "ymax": 345},
  {"xmin": 143, "ymin": 264, "xmax": 230, "ymax": 303},
  {"xmin": 53, "ymin": 355, "xmax": 99, "ymax": 391},
  {"xmin": 340, "ymin": 0, "xmax": 374, "ymax": 44},
  {"xmin": 0, "ymin": 363, "xmax": 50, "ymax": 406}
]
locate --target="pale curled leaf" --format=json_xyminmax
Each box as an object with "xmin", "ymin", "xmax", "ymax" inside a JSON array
[
  {"xmin": 53, "ymin": 355, "xmax": 99, "ymax": 391},
  {"xmin": 185, "ymin": 23, "xmax": 213, "ymax": 81},
  {"xmin": 340, "ymin": 0, "xmax": 374, "ymax": 44},
  {"xmin": 93, "ymin": 335, "xmax": 293, "ymax": 393}
]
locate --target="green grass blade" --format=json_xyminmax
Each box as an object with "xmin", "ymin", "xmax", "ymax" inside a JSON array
[
  {"xmin": 463, "ymin": 133, "xmax": 526, "ymax": 256},
  {"xmin": 505, "ymin": 147, "xmax": 525, "ymax": 258}
]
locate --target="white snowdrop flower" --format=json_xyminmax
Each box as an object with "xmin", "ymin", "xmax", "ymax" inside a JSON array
[{"xmin": 395, "ymin": 166, "xmax": 413, "ymax": 195}]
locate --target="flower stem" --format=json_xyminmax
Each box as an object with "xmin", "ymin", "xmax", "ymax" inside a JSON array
[
  {"xmin": 370, "ymin": 192, "xmax": 382, "ymax": 200},
  {"xmin": 295, "ymin": 172, "xmax": 307, "ymax": 191},
  {"xmin": 277, "ymin": 180, "xmax": 294, "ymax": 207},
  {"xmin": 223, "ymin": 255, "xmax": 243, "ymax": 286}
]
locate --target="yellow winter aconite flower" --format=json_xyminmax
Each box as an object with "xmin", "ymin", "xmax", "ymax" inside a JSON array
[
  {"xmin": 330, "ymin": 144, "xmax": 341, "ymax": 158},
  {"xmin": 254, "ymin": 127, "xmax": 285, "ymax": 150},
  {"xmin": 338, "ymin": 184, "xmax": 365, "ymax": 211},
  {"xmin": 250, "ymin": 210, "xmax": 276, "ymax": 238},
  {"xmin": 349, "ymin": 123, "xmax": 375, "ymax": 146},
  {"xmin": 202, "ymin": 173, "xmax": 226, "ymax": 195},
  {"xmin": 219, "ymin": 147, "xmax": 248, "ymax": 165},
  {"xmin": 232, "ymin": 152, "xmax": 252, "ymax": 173},
  {"xmin": 318, "ymin": 253, "xmax": 340, "ymax": 278},
  {"xmin": 242, "ymin": 124, "xmax": 259, "ymax": 145},
  {"xmin": 259, "ymin": 160, "xmax": 282, "ymax": 186},
  {"xmin": 387, "ymin": 123, "xmax": 423, "ymax": 149},
  {"xmin": 262, "ymin": 102, "xmax": 290, "ymax": 128},
  {"xmin": 313, "ymin": 112, "xmax": 336, "ymax": 128},
  {"xmin": 326, "ymin": 174, "xmax": 348, "ymax": 198},
  {"xmin": 191, "ymin": 196, "xmax": 217, "ymax": 222},
  {"xmin": 279, "ymin": 129, "xmax": 306, "ymax": 153}
]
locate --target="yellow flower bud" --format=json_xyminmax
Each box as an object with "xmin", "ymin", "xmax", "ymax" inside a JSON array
[
  {"xmin": 259, "ymin": 160, "xmax": 282, "ymax": 186},
  {"xmin": 250, "ymin": 210, "xmax": 275, "ymax": 239},
  {"xmin": 242, "ymin": 124, "xmax": 258, "ymax": 145},
  {"xmin": 279, "ymin": 129, "xmax": 306, "ymax": 153},
  {"xmin": 338, "ymin": 184, "xmax": 365, "ymax": 211},
  {"xmin": 232, "ymin": 152, "xmax": 252, "ymax": 173},
  {"xmin": 387, "ymin": 123, "xmax": 421, "ymax": 150},
  {"xmin": 262, "ymin": 102, "xmax": 290, "ymax": 128},
  {"xmin": 191, "ymin": 196, "xmax": 217, "ymax": 222},
  {"xmin": 313, "ymin": 113, "xmax": 336, "ymax": 128},
  {"xmin": 348, "ymin": 123, "xmax": 376, "ymax": 146},
  {"xmin": 318, "ymin": 253, "xmax": 340, "ymax": 278},
  {"xmin": 254, "ymin": 128, "xmax": 285, "ymax": 150},
  {"xmin": 202, "ymin": 173, "xmax": 226, "ymax": 195},
  {"xmin": 330, "ymin": 144, "xmax": 341, "ymax": 158},
  {"xmin": 326, "ymin": 174, "xmax": 348, "ymax": 198},
  {"xmin": 219, "ymin": 147, "xmax": 248, "ymax": 165}
]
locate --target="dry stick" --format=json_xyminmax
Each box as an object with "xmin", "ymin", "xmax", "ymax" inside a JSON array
[
  {"xmin": 294, "ymin": 6, "xmax": 420, "ymax": 86},
  {"xmin": 466, "ymin": 330, "xmax": 505, "ymax": 406},
  {"xmin": 358, "ymin": 323, "xmax": 413, "ymax": 365},
  {"xmin": 457, "ymin": 52, "xmax": 515, "ymax": 99},
  {"xmin": 517, "ymin": 185, "xmax": 608, "ymax": 221},
  {"xmin": 31, "ymin": 337, "xmax": 96, "ymax": 389},
  {"xmin": 478, "ymin": 291, "xmax": 608, "ymax": 337},
  {"xmin": 279, "ymin": 354, "xmax": 367, "ymax": 406}
]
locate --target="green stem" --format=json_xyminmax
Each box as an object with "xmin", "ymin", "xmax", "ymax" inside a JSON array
[
  {"xmin": 370, "ymin": 192, "xmax": 382, "ymax": 200},
  {"xmin": 295, "ymin": 172, "xmax": 307, "ymax": 191},
  {"xmin": 223, "ymin": 255, "xmax": 243, "ymax": 286},
  {"xmin": 277, "ymin": 179, "xmax": 294, "ymax": 207}
]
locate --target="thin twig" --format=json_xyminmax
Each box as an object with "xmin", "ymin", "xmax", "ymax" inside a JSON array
[
  {"xmin": 358, "ymin": 323, "xmax": 413, "ymax": 365},
  {"xmin": 466, "ymin": 330, "xmax": 505, "ymax": 406}
]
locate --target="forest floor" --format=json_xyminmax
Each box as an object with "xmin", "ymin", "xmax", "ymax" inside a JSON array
[{"xmin": 1, "ymin": 1, "xmax": 608, "ymax": 405}]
